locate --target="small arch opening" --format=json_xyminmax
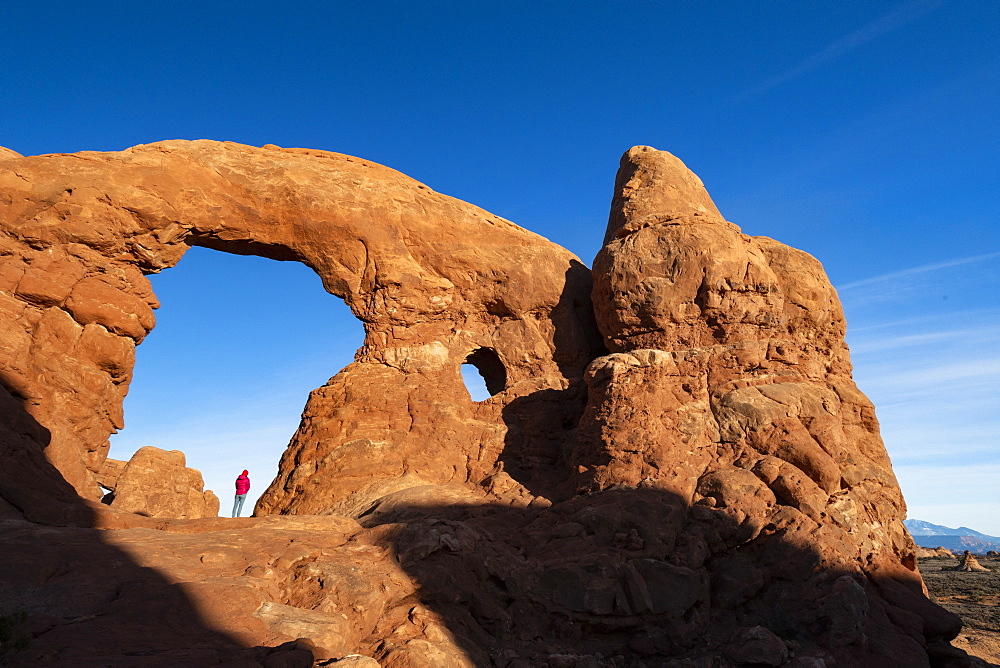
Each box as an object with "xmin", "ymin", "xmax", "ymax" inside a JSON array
[{"xmin": 462, "ymin": 348, "xmax": 507, "ymax": 401}]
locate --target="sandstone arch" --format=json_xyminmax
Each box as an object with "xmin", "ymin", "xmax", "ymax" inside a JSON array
[{"xmin": 0, "ymin": 140, "xmax": 603, "ymax": 514}]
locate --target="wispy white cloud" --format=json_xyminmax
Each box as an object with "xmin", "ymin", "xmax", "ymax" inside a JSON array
[
  {"xmin": 884, "ymin": 428, "xmax": 999, "ymax": 460},
  {"xmin": 745, "ymin": 0, "xmax": 943, "ymax": 97},
  {"xmin": 847, "ymin": 308, "xmax": 1000, "ymax": 334},
  {"xmin": 879, "ymin": 398, "xmax": 998, "ymax": 453},
  {"xmin": 849, "ymin": 325, "xmax": 999, "ymax": 353},
  {"xmin": 880, "ymin": 399, "xmax": 1000, "ymax": 427},
  {"xmin": 837, "ymin": 251, "xmax": 1000, "ymax": 291},
  {"xmin": 899, "ymin": 462, "xmax": 1000, "ymax": 490},
  {"xmin": 847, "ymin": 304, "xmax": 999, "ymax": 483},
  {"xmin": 859, "ymin": 358, "xmax": 1000, "ymax": 390}
]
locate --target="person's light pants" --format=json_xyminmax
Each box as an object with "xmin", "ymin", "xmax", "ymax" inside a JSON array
[{"xmin": 232, "ymin": 494, "xmax": 247, "ymax": 518}]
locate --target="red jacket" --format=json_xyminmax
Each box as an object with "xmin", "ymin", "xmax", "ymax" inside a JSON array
[{"xmin": 235, "ymin": 471, "xmax": 250, "ymax": 495}]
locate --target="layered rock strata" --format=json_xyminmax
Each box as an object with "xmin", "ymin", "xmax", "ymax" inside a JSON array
[{"xmin": 0, "ymin": 142, "xmax": 969, "ymax": 666}]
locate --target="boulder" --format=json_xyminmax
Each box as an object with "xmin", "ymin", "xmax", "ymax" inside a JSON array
[
  {"xmin": 95, "ymin": 457, "xmax": 126, "ymax": 493},
  {"xmin": 725, "ymin": 625, "xmax": 789, "ymax": 665},
  {"xmin": 109, "ymin": 446, "xmax": 219, "ymax": 518}
]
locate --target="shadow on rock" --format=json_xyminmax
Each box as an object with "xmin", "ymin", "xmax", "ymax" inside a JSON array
[
  {"xmin": 365, "ymin": 486, "xmax": 968, "ymax": 668},
  {"xmin": 498, "ymin": 386, "xmax": 589, "ymax": 504},
  {"xmin": 0, "ymin": 375, "xmax": 314, "ymax": 667},
  {"xmin": 496, "ymin": 261, "xmax": 607, "ymax": 505}
]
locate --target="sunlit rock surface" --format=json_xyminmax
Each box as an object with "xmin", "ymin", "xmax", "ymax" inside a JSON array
[
  {"xmin": 0, "ymin": 140, "xmax": 601, "ymax": 510},
  {"xmin": 0, "ymin": 142, "xmax": 969, "ymax": 666},
  {"xmin": 103, "ymin": 446, "xmax": 219, "ymax": 519}
]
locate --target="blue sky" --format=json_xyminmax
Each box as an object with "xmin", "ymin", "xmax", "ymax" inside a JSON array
[{"xmin": 3, "ymin": 1, "xmax": 997, "ymax": 530}]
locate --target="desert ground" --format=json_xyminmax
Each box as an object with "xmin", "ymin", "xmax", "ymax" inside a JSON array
[{"xmin": 920, "ymin": 556, "xmax": 1000, "ymax": 666}]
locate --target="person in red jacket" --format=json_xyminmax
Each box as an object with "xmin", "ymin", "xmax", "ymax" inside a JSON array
[{"xmin": 233, "ymin": 470, "xmax": 250, "ymax": 517}]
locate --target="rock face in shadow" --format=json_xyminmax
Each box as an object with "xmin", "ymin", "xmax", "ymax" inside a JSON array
[{"xmin": 0, "ymin": 142, "xmax": 971, "ymax": 666}]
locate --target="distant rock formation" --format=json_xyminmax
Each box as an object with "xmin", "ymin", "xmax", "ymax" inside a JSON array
[
  {"xmin": 913, "ymin": 535, "xmax": 1000, "ymax": 553},
  {"xmin": 952, "ymin": 551, "xmax": 991, "ymax": 572},
  {"xmin": 916, "ymin": 545, "xmax": 956, "ymax": 558},
  {"xmin": 0, "ymin": 141, "xmax": 970, "ymax": 666},
  {"xmin": 104, "ymin": 446, "xmax": 219, "ymax": 519}
]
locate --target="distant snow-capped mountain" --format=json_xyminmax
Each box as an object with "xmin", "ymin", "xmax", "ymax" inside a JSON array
[
  {"xmin": 904, "ymin": 519, "xmax": 1000, "ymax": 552},
  {"xmin": 904, "ymin": 519, "xmax": 994, "ymax": 538}
]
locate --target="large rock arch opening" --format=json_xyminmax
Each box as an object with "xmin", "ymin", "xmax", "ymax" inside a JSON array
[
  {"xmin": 107, "ymin": 246, "xmax": 366, "ymax": 513},
  {"xmin": 0, "ymin": 139, "xmax": 602, "ymax": 515}
]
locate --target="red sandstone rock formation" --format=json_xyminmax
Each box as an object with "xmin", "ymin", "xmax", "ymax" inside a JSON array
[
  {"xmin": 567, "ymin": 146, "xmax": 962, "ymax": 664},
  {"xmin": 952, "ymin": 551, "xmax": 990, "ymax": 572},
  {"xmin": 104, "ymin": 446, "xmax": 219, "ymax": 519},
  {"xmin": 917, "ymin": 545, "xmax": 957, "ymax": 559},
  {"xmin": 0, "ymin": 140, "xmax": 601, "ymax": 509},
  {"xmin": 94, "ymin": 455, "xmax": 126, "ymax": 492},
  {"xmin": 0, "ymin": 141, "xmax": 971, "ymax": 666}
]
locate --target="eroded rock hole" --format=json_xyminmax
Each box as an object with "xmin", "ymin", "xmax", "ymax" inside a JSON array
[
  {"xmin": 108, "ymin": 247, "xmax": 364, "ymax": 515},
  {"xmin": 462, "ymin": 347, "xmax": 507, "ymax": 400}
]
